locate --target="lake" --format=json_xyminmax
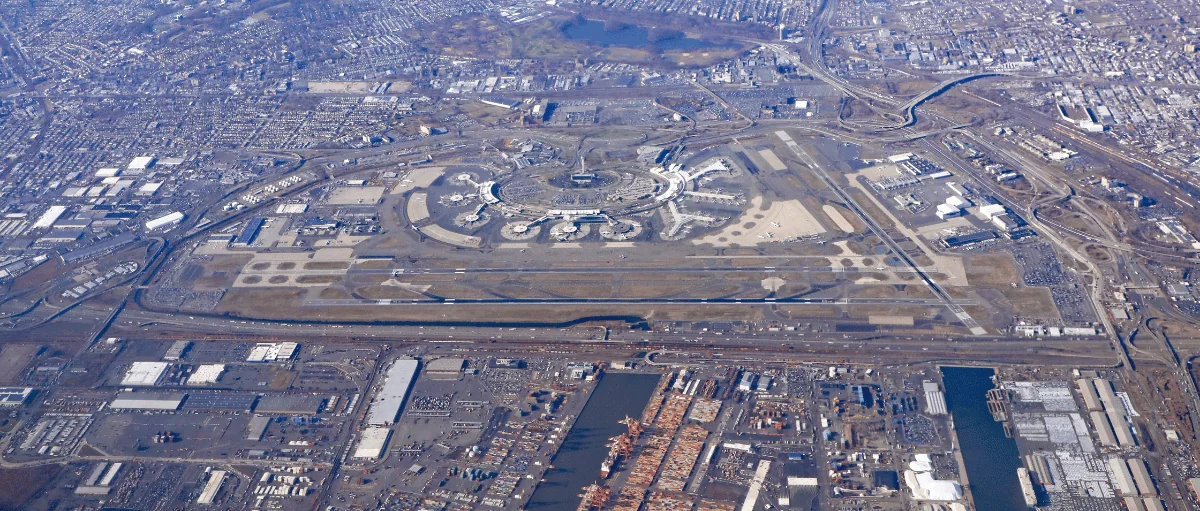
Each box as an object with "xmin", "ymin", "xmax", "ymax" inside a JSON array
[{"xmin": 562, "ymin": 19, "xmax": 714, "ymax": 51}]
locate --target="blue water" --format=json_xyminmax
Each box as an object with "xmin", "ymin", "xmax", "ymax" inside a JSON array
[
  {"xmin": 940, "ymin": 366, "xmax": 1027, "ymax": 511},
  {"xmin": 525, "ymin": 372, "xmax": 660, "ymax": 510},
  {"xmin": 563, "ymin": 20, "xmax": 712, "ymax": 51}
]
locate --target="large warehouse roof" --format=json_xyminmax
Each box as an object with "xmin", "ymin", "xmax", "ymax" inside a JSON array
[
  {"xmin": 121, "ymin": 362, "xmax": 170, "ymax": 386},
  {"xmin": 110, "ymin": 392, "xmax": 185, "ymax": 410},
  {"xmin": 366, "ymin": 359, "xmax": 419, "ymax": 426},
  {"xmin": 353, "ymin": 427, "xmax": 392, "ymax": 459}
]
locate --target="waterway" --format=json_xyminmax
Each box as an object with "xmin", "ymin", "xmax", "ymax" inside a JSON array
[
  {"xmin": 940, "ymin": 366, "xmax": 1027, "ymax": 511},
  {"xmin": 562, "ymin": 19, "xmax": 713, "ymax": 51},
  {"xmin": 525, "ymin": 372, "xmax": 661, "ymax": 510}
]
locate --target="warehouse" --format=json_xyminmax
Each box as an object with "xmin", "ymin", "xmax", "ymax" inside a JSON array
[
  {"xmin": 247, "ymin": 415, "xmax": 271, "ymax": 441},
  {"xmin": 121, "ymin": 361, "xmax": 170, "ymax": 386},
  {"xmin": 353, "ymin": 427, "xmax": 392, "ymax": 459},
  {"xmin": 233, "ymin": 217, "xmax": 266, "ymax": 247},
  {"xmin": 246, "ymin": 342, "xmax": 299, "ymax": 362},
  {"xmin": 1127, "ymin": 458, "xmax": 1156, "ymax": 496},
  {"xmin": 1108, "ymin": 457, "xmax": 1137, "ymax": 495},
  {"xmin": 186, "ymin": 364, "xmax": 226, "ymax": 386},
  {"xmin": 163, "ymin": 340, "xmax": 192, "ymax": 361},
  {"xmin": 941, "ymin": 230, "xmax": 997, "ymax": 248},
  {"xmin": 0, "ymin": 387, "xmax": 33, "ymax": 406},
  {"xmin": 1090, "ymin": 411, "xmax": 1118, "ymax": 447},
  {"xmin": 1075, "ymin": 378, "xmax": 1102, "ymax": 411},
  {"xmin": 257, "ymin": 394, "xmax": 324, "ymax": 415},
  {"xmin": 182, "ymin": 392, "xmax": 258, "ymax": 411},
  {"xmin": 425, "ymin": 357, "xmax": 466, "ymax": 379},
  {"xmin": 109, "ymin": 392, "xmax": 185, "ymax": 410},
  {"xmin": 145, "ymin": 211, "xmax": 184, "ymax": 231},
  {"xmin": 366, "ymin": 359, "xmax": 419, "ymax": 426},
  {"xmin": 197, "ymin": 470, "xmax": 226, "ymax": 505},
  {"xmin": 127, "ymin": 156, "xmax": 155, "ymax": 170},
  {"xmin": 32, "ymin": 205, "xmax": 67, "ymax": 229}
]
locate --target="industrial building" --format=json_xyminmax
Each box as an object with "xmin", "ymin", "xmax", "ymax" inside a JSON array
[
  {"xmin": 246, "ymin": 342, "xmax": 299, "ymax": 362},
  {"xmin": 32, "ymin": 205, "xmax": 68, "ymax": 229},
  {"xmin": 127, "ymin": 156, "xmax": 156, "ymax": 170},
  {"xmin": 922, "ymin": 381, "xmax": 947, "ymax": 415},
  {"xmin": 425, "ymin": 357, "xmax": 467, "ymax": 379},
  {"xmin": 256, "ymin": 394, "xmax": 324, "ymax": 415},
  {"xmin": 941, "ymin": 231, "xmax": 998, "ymax": 248},
  {"xmin": 145, "ymin": 211, "xmax": 184, "ymax": 231},
  {"xmin": 121, "ymin": 361, "xmax": 170, "ymax": 386},
  {"xmin": 0, "ymin": 387, "xmax": 33, "ymax": 406},
  {"xmin": 247, "ymin": 415, "xmax": 271, "ymax": 441},
  {"xmin": 366, "ymin": 359, "xmax": 419, "ymax": 426},
  {"xmin": 186, "ymin": 364, "xmax": 225, "ymax": 386},
  {"xmin": 353, "ymin": 427, "xmax": 393, "ymax": 458},
  {"xmin": 163, "ymin": 340, "xmax": 192, "ymax": 361},
  {"xmin": 197, "ymin": 470, "xmax": 226, "ymax": 505},
  {"xmin": 109, "ymin": 392, "xmax": 186, "ymax": 410},
  {"xmin": 1108, "ymin": 457, "xmax": 1137, "ymax": 496},
  {"xmin": 233, "ymin": 217, "xmax": 266, "ymax": 246}
]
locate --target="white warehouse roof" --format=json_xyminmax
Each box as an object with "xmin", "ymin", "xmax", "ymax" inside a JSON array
[
  {"xmin": 110, "ymin": 392, "xmax": 185, "ymax": 410},
  {"xmin": 366, "ymin": 359, "xmax": 419, "ymax": 426},
  {"xmin": 127, "ymin": 156, "xmax": 156, "ymax": 170},
  {"xmin": 353, "ymin": 427, "xmax": 392, "ymax": 458},
  {"xmin": 145, "ymin": 211, "xmax": 184, "ymax": 231},
  {"xmin": 121, "ymin": 361, "xmax": 169, "ymax": 386},
  {"xmin": 187, "ymin": 364, "xmax": 225, "ymax": 386}
]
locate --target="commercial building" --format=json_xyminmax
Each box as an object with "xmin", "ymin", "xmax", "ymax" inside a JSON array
[
  {"xmin": 481, "ymin": 97, "xmax": 521, "ymax": 110},
  {"xmin": 941, "ymin": 231, "xmax": 998, "ymax": 248},
  {"xmin": 353, "ymin": 427, "xmax": 393, "ymax": 459},
  {"xmin": 366, "ymin": 359, "xmax": 419, "ymax": 426},
  {"xmin": 121, "ymin": 361, "xmax": 170, "ymax": 386}
]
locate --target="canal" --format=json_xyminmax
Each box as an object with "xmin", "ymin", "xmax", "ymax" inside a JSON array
[
  {"xmin": 525, "ymin": 372, "xmax": 661, "ymax": 510},
  {"xmin": 940, "ymin": 366, "xmax": 1027, "ymax": 511}
]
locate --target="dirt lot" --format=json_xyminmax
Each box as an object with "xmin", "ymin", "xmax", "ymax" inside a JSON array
[
  {"xmin": 965, "ymin": 252, "xmax": 1020, "ymax": 286},
  {"xmin": 0, "ymin": 466, "xmax": 60, "ymax": 511}
]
